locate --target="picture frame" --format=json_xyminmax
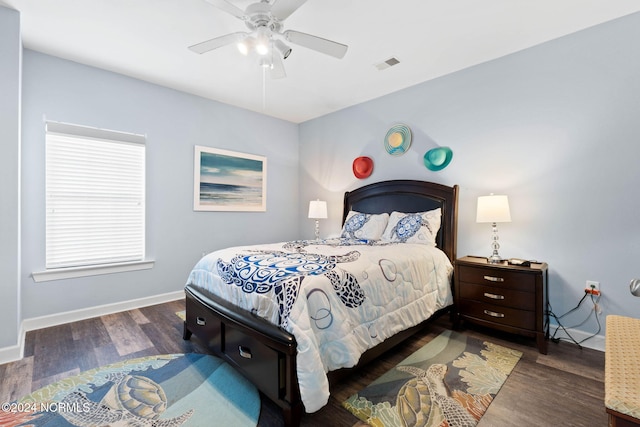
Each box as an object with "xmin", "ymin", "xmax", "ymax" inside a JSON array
[{"xmin": 193, "ymin": 145, "xmax": 267, "ymax": 212}]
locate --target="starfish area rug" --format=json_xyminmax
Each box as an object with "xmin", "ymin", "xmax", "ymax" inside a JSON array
[
  {"xmin": 2, "ymin": 353, "xmax": 260, "ymax": 427},
  {"xmin": 343, "ymin": 330, "xmax": 522, "ymax": 427}
]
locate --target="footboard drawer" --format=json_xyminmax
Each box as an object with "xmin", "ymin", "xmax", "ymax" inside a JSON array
[
  {"xmin": 184, "ymin": 285, "xmax": 299, "ymax": 422},
  {"xmin": 185, "ymin": 291, "xmax": 222, "ymax": 351},
  {"xmin": 224, "ymin": 324, "xmax": 284, "ymax": 400}
]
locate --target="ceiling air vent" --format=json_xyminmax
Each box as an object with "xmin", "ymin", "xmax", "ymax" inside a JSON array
[{"xmin": 375, "ymin": 57, "xmax": 401, "ymax": 71}]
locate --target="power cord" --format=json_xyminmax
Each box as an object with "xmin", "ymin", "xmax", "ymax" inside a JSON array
[{"xmin": 548, "ymin": 291, "xmax": 602, "ymax": 349}]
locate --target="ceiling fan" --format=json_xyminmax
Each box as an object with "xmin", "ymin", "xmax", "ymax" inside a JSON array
[{"xmin": 189, "ymin": 0, "xmax": 348, "ymax": 79}]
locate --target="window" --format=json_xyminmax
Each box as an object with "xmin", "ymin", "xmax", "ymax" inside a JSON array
[{"xmin": 44, "ymin": 121, "xmax": 146, "ymax": 270}]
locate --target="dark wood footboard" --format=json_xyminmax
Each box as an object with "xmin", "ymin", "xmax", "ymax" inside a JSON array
[{"xmin": 184, "ymin": 285, "xmax": 303, "ymax": 426}]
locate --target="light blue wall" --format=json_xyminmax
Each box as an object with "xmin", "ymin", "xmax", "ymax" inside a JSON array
[
  {"xmin": 20, "ymin": 50, "xmax": 299, "ymax": 319},
  {"xmin": 299, "ymin": 12, "xmax": 640, "ymax": 340},
  {"xmin": 0, "ymin": 7, "xmax": 21, "ymax": 350}
]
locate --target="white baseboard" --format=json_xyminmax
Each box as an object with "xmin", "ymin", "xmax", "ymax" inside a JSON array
[
  {"xmin": 0, "ymin": 291, "xmax": 184, "ymax": 365},
  {"xmin": 0, "ymin": 341, "xmax": 23, "ymax": 366},
  {"xmin": 549, "ymin": 325, "xmax": 605, "ymax": 352}
]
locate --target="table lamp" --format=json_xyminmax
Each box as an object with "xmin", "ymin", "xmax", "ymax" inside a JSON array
[
  {"xmin": 476, "ymin": 194, "xmax": 511, "ymax": 263},
  {"xmin": 308, "ymin": 200, "xmax": 327, "ymax": 240}
]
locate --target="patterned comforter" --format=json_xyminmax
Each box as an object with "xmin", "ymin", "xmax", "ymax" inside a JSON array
[{"xmin": 185, "ymin": 238, "xmax": 453, "ymax": 413}]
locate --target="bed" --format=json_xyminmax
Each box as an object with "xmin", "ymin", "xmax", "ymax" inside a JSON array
[{"xmin": 182, "ymin": 179, "xmax": 458, "ymax": 426}]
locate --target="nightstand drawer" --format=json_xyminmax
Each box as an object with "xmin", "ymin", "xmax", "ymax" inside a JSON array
[
  {"xmin": 458, "ymin": 299, "xmax": 536, "ymax": 330},
  {"xmin": 458, "ymin": 282, "xmax": 535, "ymax": 311},
  {"xmin": 458, "ymin": 265, "xmax": 535, "ymax": 291}
]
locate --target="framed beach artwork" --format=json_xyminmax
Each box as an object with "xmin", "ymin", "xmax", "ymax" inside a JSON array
[{"xmin": 193, "ymin": 145, "xmax": 267, "ymax": 212}]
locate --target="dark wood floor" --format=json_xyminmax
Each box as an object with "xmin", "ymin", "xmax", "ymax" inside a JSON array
[{"xmin": 0, "ymin": 299, "xmax": 606, "ymax": 426}]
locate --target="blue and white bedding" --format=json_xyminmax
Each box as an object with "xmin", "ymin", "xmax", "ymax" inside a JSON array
[{"xmin": 185, "ymin": 238, "xmax": 453, "ymax": 413}]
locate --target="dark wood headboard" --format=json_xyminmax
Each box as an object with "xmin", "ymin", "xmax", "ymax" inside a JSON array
[{"xmin": 343, "ymin": 180, "xmax": 458, "ymax": 261}]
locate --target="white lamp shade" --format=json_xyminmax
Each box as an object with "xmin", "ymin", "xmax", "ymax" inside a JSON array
[
  {"xmin": 476, "ymin": 195, "xmax": 511, "ymax": 223},
  {"xmin": 308, "ymin": 200, "xmax": 328, "ymax": 219}
]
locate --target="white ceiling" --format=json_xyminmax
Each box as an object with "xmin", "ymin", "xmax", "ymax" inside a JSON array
[{"xmin": 3, "ymin": 0, "xmax": 640, "ymax": 123}]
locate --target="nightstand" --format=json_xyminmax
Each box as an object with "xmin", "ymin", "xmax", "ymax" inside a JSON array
[{"xmin": 453, "ymin": 256, "xmax": 549, "ymax": 354}]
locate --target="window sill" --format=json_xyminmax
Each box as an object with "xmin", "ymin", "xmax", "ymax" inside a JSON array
[{"xmin": 32, "ymin": 260, "xmax": 155, "ymax": 282}]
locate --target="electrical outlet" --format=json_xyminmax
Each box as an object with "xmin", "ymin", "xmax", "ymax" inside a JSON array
[{"xmin": 586, "ymin": 280, "xmax": 600, "ymax": 295}]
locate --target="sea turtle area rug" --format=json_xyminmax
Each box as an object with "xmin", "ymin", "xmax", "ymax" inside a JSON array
[
  {"xmin": 343, "ymin": 330, "xmax": 522, "ymax": 427},
  {"xmin": 2, "ymin": 353, "xmax": 260, "ymax": 427}
]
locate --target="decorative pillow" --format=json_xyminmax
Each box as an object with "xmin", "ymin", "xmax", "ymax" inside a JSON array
[
  {"xmin": 381, "ymin": 208, "xmax": 441, "ymax": 245},
  {"xmin": 341, "ymin": 211, "xmax": 389, "ymax": 241}
]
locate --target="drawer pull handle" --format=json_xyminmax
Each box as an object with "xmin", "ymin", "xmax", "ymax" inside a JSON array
[
  {"xmin": 484, "ymin": 309, "xmax": 505, "ymax": 318},
  {"xmin": 196, "ymin": 317, "xmax": 206, "ymax": 326},
  {"xmin": 239, "ymin": 346, "xmax": 252, "ymax": 359},
  {"xmin": 483, "ymin": 275, "xmax": 505, "ymax": 282},
  {"xmin": 484, "ymin": 292, "xmax": 505, "ymax": 300}
]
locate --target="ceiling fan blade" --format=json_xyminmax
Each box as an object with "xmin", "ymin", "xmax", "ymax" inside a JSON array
[
  {"xmin": 203, "ymin": 0, "xmax": 247, "ymax": 20},
  {"xmin": 270, "ymin": 0, "xmax": 308, "ymax": 21},
  {"xmin": 283, "ymin": 30, "xmax": 347, "ymax": 59},
  {"xmin": 269, "ymin": 53, "xmax": 287, "ymax": 79},
  {"xmin": 188, "ymin": 32, "xmax": 246, "ymax": 54}
]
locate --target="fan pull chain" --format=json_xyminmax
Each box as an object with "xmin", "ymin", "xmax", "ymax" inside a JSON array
[{"xmin": 262, "ymin": 65, "xmax": 267, "ymax": 111}]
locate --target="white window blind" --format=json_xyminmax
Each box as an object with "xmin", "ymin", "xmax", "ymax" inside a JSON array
[{"xmin": 45, "ymin": 122, "xmax": 146, "ymax": 269}]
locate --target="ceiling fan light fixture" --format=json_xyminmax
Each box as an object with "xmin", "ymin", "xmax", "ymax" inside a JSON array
[
  {"xmin": 273, "ymin": 39, "xmax": 292, "ymax": 59},
  {"xmin": 258, "ymin": 57, "xmax": 273, "ymax": 69},
  {"xmin": 255, "ymin": 42, "xmax": 269, "ymax": 55},
  {"xmin": 237, "ymin": 37, "xmax": 251, "ymax": 55},
  {"xmin": 255, "ymin": 26, "xmax": 270, "ymax": 56}
]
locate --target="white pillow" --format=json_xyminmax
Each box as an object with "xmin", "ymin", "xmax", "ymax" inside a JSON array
[
  {"xmin": 341, "ymin": 211, "xmax": 389, "ymax": 241},
  {"xmin": 381, "ymin": 208, "xmax": 441, "ymax": 245}
]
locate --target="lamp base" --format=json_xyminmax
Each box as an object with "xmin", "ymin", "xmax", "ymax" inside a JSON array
[
  {"xmin": 314, "ymin": 219, "xmax": 320, "ymax": 241},
  {"xmin": 487, "ymin": 254, "xmax": 503, "ymax": 264},
  {"xmin": 488, "ymin": 222, "xmax": 503, "ymax": 263}
]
